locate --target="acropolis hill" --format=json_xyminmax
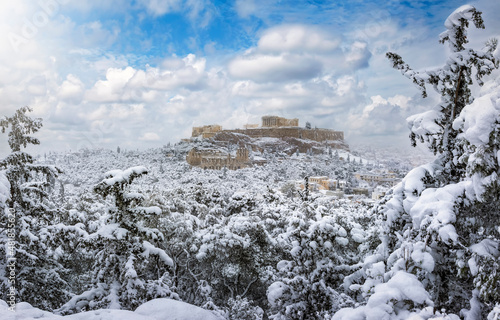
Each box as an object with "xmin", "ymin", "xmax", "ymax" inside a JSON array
[
  {"xmin": 185, "ymin": 116, "xmax": 348, "ymax": 169},
  {"xmin": 190, "ymin": 115, "xmax": 344, "ymax": 142}
]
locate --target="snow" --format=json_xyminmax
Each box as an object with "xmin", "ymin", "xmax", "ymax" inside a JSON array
[
  {"xmin": 334, "ymin": 271, "xmax": 432, "ymax": 320},
  {"xmin": 0, "ymin": 298, "xmax": 223, "ymax": 320},
  {"xmin": 141, "ymin": 241, "xmax": 174, "ymax": 267},
  {"xmin": 437, "ymin": 224, "xmax": 458, "ymax": 243},
  {"xmin": 59, "ymin": 285, "xmax": 107, "ymax": 313},
  {"xmin": 0, "ymin": 170, "xmax": 10, "ymax": 206},
  {"xmin": 443, "ymin": 5, "xmax": 475, "ymax": 29},
  {"xmin": 410, "ymin": 242, "xmax": 435, "ymax": 272},
  {"xmin": 102, "ymin": 166, "xmax": 148, "ymax": 186},
  {"xmin": 135, "ymin": 298, "xmax": 223, "ymax": 320},
  {"xmin": 335, "ymin": 236, "xmax": 349, "ymax": 246},
  {"xmin": 4, "ymin": 68, "xmax": 498, "ymax": 318},
  {"xmin": 407, "ymin": 181, "xmax": 475, "ymax": 244},
  {"xmin": 91, "ymin": 223, "xmax": 128, "ymax": 240},
  {"xmin": 134, "ymin": 206, "xmax": 162, "ymax": 215},
  {"xmin": 488, "ymin": 304, "xmax": 500, "ymax": 320},
  {"xmin": 469, "ymin": 239, "xmax": 500, "ymax": 258},
  {"xmin": 350, "ymin": 228, "xmax": 365, "ymax": 243},
  {"xmin": 267, "ymin": 281, "xmax": 287, "ymax": 307},
  {"xmin": 467, "ymin": 257, "xmax": 478, "ymax": 276},
  {"xmin": 454, "ymin": 89, "xmax": 500, "ymax": 146},
  {"xmin": 407, "ymin": 110, "xmax": 442, "ymax": 145},
  {"xmin": 125, "ymin": 256, "xmax": 137, "ymax": 278}
]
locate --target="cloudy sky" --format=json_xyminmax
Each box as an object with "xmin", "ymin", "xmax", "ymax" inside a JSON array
[{"xmin": 0, "ymin": 0, "xmax": 499, "ymax": 156}]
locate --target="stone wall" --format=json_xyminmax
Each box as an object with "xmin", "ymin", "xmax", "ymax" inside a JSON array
[
  {"xmin": 192, "ymin": 125, "xmax": 222, "ymax": 138},
  {"xmin": 224, "ymin": 127, "xmax": 343, "ymax": 142},
  {"xmin": 190, "ymin": 116, "xmax": 343, "ymax": 142},
  {"xmin": 186, "ymin": 147, "xmax": 250, "ymax": 170}
]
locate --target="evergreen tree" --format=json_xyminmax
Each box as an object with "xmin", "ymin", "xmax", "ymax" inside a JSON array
[
  {"xmin": 335, "ymin": 5, "xmax": 500, "ymax": 319},
  {"xmin": 0, "ymin": 106, "xmax": 70, "ymax": 310},
  {"xmin": 59, "ymin": 166, "xmax": 177, "ymax": 313},
  {"xmin": 386, "ymin": 5, "xmax": 497, "ymax": 182},
  {"xmin": 268, "ymin": 204, "xmax": 367, "ymax": 319},
  {"xmin": 193, "ymin": 213, "xmax": 276, "ymax": 312}
]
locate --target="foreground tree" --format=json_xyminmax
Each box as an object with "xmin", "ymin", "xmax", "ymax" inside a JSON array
[
  {"xmin": 335, "ymin": 5, "xmax": 499, "ymax": 319},
  {"xmin": 0, "ymin": 107, "xmax": 70, "ymax": 310},
  {"xmin": 59, "ymin": 166, "xmax": 178, "ymax": 313}
]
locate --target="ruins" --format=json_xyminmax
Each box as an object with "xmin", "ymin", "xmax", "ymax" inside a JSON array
[
  {"xmin": 191, "ymin": 124, "xmax": 222, "ymax": 139},
  {"xmin": 186, "ymin": 147, "xmax": 250, "ymax": 170},
  {"xmin": 261, "ymin": 115, "xmax": 299, "ymax": 127},
  {"xmin": 190, "ymin": 116, "xmax": 344, "ymax": 142},
  {"xmin": 186, "ymin": 115, "xmax": 345, "ymax": 170}
]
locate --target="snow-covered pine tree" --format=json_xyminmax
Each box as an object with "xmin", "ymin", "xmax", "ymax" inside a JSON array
[
  {"xmin": 335, "ymin": 5, "xmax": 499, "ymax": 319},
  {"xmin": 0, "ymin": 106, "xmax": 70, "ymax": 310},
  {"xmin": 194, "ymin": 212, "xmax": 276, "ymax": 313},
  {"xmin": 267, "ymin": 202, "xmax": 365, "ymax": 320},
  {"xmin": 59, "ymin": 166, "xmax": 178, "ymax": 313},
  {"xmin": 227, "ymin": 296, "xmax": 264, "ymax": 320},
  {"xmin": 386, "ymin": 4, "xmax": 497, "ymax": 181}
]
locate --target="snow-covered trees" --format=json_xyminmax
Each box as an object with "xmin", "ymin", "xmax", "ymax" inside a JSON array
[
  {"xmin": 59, "ymin": 166, "xmax": 177, "ymax": 313},
  {"xmin": 0, "ymin": 107, "xmax": 69, "ymax": 310},
  {"xmin": 0, "ymin": 103, "xmax": 438, "ymax": 317},
  {"xmin": 386, "ymin": 5, "xmax": 498, "ymax": 180},
  {"xmin": 336, "ymin": 5, "xmax": 500, "ymax": 319},
  {"xmin": 267, "ymin": 202, "xmax": 371, "ymax": 320},
  {"xmin": 194, "ymin": 213, "xmax": 277, "ymax": 311}
]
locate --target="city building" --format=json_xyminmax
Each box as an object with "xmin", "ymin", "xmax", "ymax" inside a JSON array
[
  {"xmin": 354, "ymin": 171, "xmax": 399, "ymax": 186},
  {"xmin": 308, "ymin": 176, "xmax": 331, "ymax": 190}
]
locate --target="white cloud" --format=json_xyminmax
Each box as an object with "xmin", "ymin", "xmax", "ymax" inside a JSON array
[
  {"xmin": 363, "ymin": 96, "xmax": 404, "ymax": 132},
  {"xmin": 139, "ymin": 132, "xmax": 161, "ymax": 141},
  {"xmin": 85, "ymin": 67, "xmax": 136, "ymax": 102},
  {"xmin": 258, "ymin": 25, "xmax": 340, "ymax": 53},
  {"xmin": 137, "ymin": 0, "xmax": 182, "ymax": 16},
  {"xmin": 345, "ymin": 93, "xmax": 432, "ymax": 147},
  {"xmin": 344, "ymin": 41, "xmax": 371, "ymax": 70},
  {"xmin": 235, "ymin": 0, "xmax": 257, "ymax": 19},
  {"xmin": 228, "ymin": 24, "xmax": 373, "ymax": 84},
  {"xmin": 58, "ymin": 74, "xmax": 84, "ymax": 101},
  {"xmin": 229, "ymin": 54, "xmax": 322, "ymax": 82}
]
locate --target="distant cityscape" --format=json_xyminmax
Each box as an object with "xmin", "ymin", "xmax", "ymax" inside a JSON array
[{"xmin": 185, "ymin": 115, "xmax": 401, "ymax": 200}]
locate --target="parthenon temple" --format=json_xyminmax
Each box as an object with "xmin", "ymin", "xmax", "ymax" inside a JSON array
[{"xmin": 261, "ymin": 115, "xmax": 299, "ymax": 127}]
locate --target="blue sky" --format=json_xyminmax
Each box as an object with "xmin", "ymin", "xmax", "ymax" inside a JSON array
[{"xmin": 0, "ymin": 0, "xmax": 499, "ymax": 156}]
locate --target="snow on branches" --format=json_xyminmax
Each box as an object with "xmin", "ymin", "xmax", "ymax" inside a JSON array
[
  {"xmin": 336, "ymin": 5, "xmax": 500, "ymax": 319},
  {"xmin": 387, "ymin": 5, "xmax": 498, "ymax": 158}
]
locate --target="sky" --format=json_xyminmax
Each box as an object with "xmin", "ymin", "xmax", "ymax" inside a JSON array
[{"xmin": 0, "ymin": 0, "xmax": 499, "ymax": 157}]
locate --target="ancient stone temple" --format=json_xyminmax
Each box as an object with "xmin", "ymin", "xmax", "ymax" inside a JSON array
[{"xmin": 261, "ymin": 116, "xmax": 299, "ymax": 127}]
